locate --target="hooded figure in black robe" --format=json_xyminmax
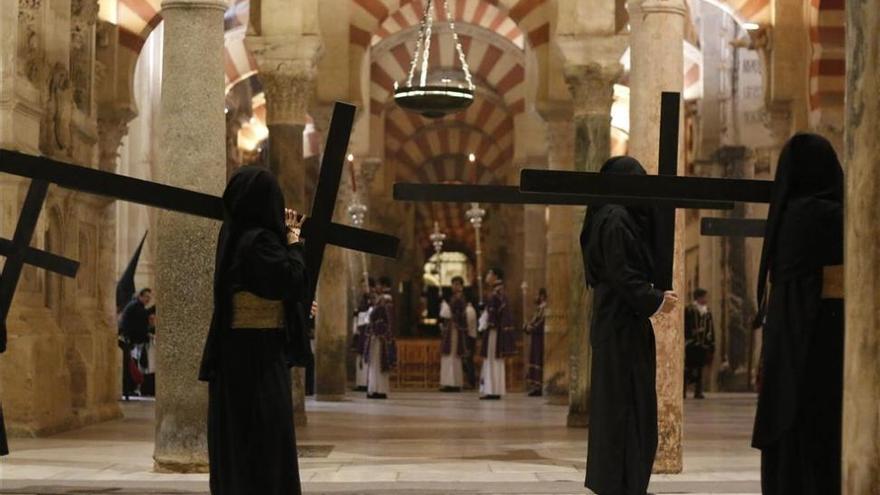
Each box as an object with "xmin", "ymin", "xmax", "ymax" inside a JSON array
[
  {"xmin": 581, "ymin": 156, "xmax": 666, "ymax": 495},
  {"xmin": 199, "ymin": 166, "xmax": 312, "ymax": 495},
  {"xmin": 751, "ymin": 133, "xmax": 844, "ymax": 495}
]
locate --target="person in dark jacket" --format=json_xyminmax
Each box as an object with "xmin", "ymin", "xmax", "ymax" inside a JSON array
[
  {"xmin": 198, "ymin": 166, "xmax": 314, "ymax": 495},
  {"xmin": 581, "ymin": 156, "xmax": 678, "ymax": 495},
  {"xmin": 752, "ymin": 133, "xmax": 844, "ymax": 495},
  {"xmin": 684, "ymin": 288, "xmax": 715, "ymax": 399},
  {"xmin": 118, "ymin": 288, "xmax": 152, "ymax": 399}
]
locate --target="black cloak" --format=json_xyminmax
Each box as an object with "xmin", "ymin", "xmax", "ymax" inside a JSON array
[
  {"xmin": 199, "ymin": 166, "xmax": 312, "ymax": 382},
  {"xmin": 581, "ymin": 156, "xmax": 665, "ymax": 495},
  {"xmin": 752, "ymin": 133, "xmax": 844, "ymax": 495},
  {"xmin": 199, "ymin": 166, "xmax": 312, "ymax": 495}
]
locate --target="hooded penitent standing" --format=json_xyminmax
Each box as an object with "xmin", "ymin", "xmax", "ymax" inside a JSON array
[
  {"xmin": 199, "ymin": 166, "xmax": 312, "ymax": 495},
  {"xmin": 751, "ymin": 134, "xmax": 844, "ymax": 495},
  {"xmin": 581, "ymin": 157, "xmax": 675, "ymax": 495}
]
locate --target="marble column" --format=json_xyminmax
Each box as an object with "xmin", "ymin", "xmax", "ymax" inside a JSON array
[
  {"xmin": 153, "ymin": 0, "xmax": 227, "ymax": 472},
  {"xmin": 260, "ymin": 68, "xmax": 314, "ymax": 211},
  {"xmin": 628, "ymin": 0, "xmax": 686, "ymax": 473},
  {"xmin": 715, "ymin": 147, "xmax": 757, "ymax": 389},
  {"xmin": 310, "ymin": 105, "xmax": 351, "ymax": 402},
  {"xmin": 256, "ymin": 64, "xmax": 317, "ymax": 424},
  {"xmin": 539, "ymin": 106, "xmax": 574, "ymax": 406},
  {"xmin": 843, "ymin": 4, "xmax": 880, "ymax": 493},
  {"xmin": 564, "ymin": 64, "xmax": 620, "ymax": 427}
]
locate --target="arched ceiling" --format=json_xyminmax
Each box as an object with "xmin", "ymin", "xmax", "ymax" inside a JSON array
[
  {"xmin": 351, "ymin": 0, "xmax": 550, "ymax": 50},
  {"xmin": 370, "ymin": 0, "xmax": 526, "ymax": 49},
  {"xmin": 370, "ymin": 33, "xmax": 526, "ymax": 114}
]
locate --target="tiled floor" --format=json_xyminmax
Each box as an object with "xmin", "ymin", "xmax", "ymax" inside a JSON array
[{"xmin": 0, "ymin": 392, "xmax": 760, "ymax": 494}]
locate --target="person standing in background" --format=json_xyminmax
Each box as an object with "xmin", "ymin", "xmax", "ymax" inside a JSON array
[
  {"xmin": 364, "ymin": 276, "xmax": 397, "ymax": 399},
  {"xmin": 439, "ymin": 276, "xmax": 468, "ymax": 392},
  {"xmin": 684, "ymin": 288, "xmax": 715, "ymax": 399},
  {"xmin": 352, "ymin": 278, "xmax": 375, "ymax": 392},
  {"xmin": 462, "ymin": 289, "xmax": 479, "ymax": 390},
  {"xmin": 524, "ymin": 288, "xmax": 547, "ymax": 397},
  {"xmin": 118, "ymin": 288, "xmax": 153, "ymax": 400},
  {"xmin": 478, "ymin": 268, "xmax": 516, "ymax": 400}
]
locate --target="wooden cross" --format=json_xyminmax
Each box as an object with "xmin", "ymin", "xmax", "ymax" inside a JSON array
[
  {"xmin": 520, "ymin": 92, "xmax": 777, "ymax": 288},
  {"xmin": 0, "ymin": 101, "xmax": 399, "ymax": 347},
  {"xmin": 394, "ymin": 93, "xmax": 749, "ymax": 289}
]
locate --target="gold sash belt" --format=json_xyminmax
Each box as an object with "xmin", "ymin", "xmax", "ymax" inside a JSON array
[
  {"xmin": 231, "ymin": 291, "xmax": 285, "ymax": 329},
  {"xmin": 822, "ymin": 265, "xmax": 844, "ymax": 300}
]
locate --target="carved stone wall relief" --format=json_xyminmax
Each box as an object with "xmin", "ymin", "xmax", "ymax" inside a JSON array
[
  {"xmin": 18, "ymin": 0, "xmax": 45, "ymax": 84},
  {"xmin": 42, "ymin": 63, "xmax": 73, "ymax": 155},
  {"xmin": 70, "ymin": 0, "xmax": 98, "ymax": 113}
]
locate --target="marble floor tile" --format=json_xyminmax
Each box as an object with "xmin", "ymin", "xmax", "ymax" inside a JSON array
[{"xmin": 0, "ymin": 392, "xmax": 761, "ymax": 494}]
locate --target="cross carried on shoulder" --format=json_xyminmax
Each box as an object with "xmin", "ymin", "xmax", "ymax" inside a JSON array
[
  {"xmin": 0, "ymin": 101, "xmax": 400, "ymax": 350},
  {"xmin": 520, "ymin": 92, "xmax": 776, "ymax": 287}
]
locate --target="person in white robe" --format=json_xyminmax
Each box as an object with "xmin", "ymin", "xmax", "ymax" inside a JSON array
[
  {"xmin": 352, "ymin": 278, "xmax": 374, "ymax": 391},
  {"xmin": 439, "ymin": 277, "xmax": 468, "ymax": 391}
]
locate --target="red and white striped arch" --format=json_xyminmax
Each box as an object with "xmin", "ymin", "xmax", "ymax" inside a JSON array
[
  {"xmin": 807, "ymin": 0, "xmax": 845, "ymax": 128},
  {"xmin": 351, "ymin": 0, "xmax": 550, "ymax": 49},
  {"xmin": 708, "ymin": 0, "xmax": 771, "ymax": 25},
  {"xmin": 385, "ymin": 94, "xmax": 515, "ymax": 168},
  {"xmin": 104, "ymin": 0, "xmax": 257, "ymax": 91},
  {"xmin": 370, "ymin": 0, "xmax": 525, "ymax": 49},
  {"xmin": 112, "ymin": 0, "xmax": 162, "ymax": 52},
  {"xmin": 370, "ymin": 34, "xmax": 526, "ymax": 114}
]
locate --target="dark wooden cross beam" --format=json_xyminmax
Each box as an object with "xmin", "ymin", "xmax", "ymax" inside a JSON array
[
  {"xmin": 393, "ymin": 183, "xmax": 736, "ymax": 211},
  {"xmin": 521, "ymin": 92, "xmax": 779, "ymax": 288},
  {"xmin": 700, "ymin": 217, "xmax": 766, "ymax": 237},
  {"xmin": 0, "ymin": 101, "xmax": 399, "ymax": 340}
]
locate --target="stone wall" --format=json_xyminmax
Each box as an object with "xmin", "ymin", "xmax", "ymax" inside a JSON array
[{"xmin": 0, "ymin": 0, "xmax": 121, "ymax": 437}]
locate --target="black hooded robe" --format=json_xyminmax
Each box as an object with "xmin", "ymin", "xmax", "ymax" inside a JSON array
[
  {"xmin": 581, "ymin": 157, "xmax": 665, "ymax": 495},
  {"xmin": 199, "ymin": 166, "xmax": 312, "ymax": 495},
  {"xmin": 752, "ymin": 134, "xmax": 844, "ymax": 495}
]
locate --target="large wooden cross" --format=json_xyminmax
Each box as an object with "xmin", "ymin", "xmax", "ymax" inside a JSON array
[
  {"xmin": 0, "ymin": 101, "xmax": 399, "ymax": 348},
  {"xmin": 394, "ymin": 93, "xmax": 770, "ymax": 288},
  {"xmin": 520, "ymin": 92, "xmax": 778, "ymax": 287}
]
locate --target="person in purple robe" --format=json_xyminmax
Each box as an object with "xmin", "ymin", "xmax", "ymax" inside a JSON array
[
  {"xmin": 478, "ymin": 267, "xmax": 516, "ymax": 400},
  {"xmin": 363, "ymin": 276, "xmax": 397, "ymax": 399},
  {"xmin": 524, "ymin": 288, "xmax": 547, "ymax": 397}
]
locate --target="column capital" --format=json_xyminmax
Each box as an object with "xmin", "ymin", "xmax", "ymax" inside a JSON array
[
  {"xmin": 630, "ymin": 0, "xmax": 687, "ymax": 16},
  {"xmin": 563, "ymin": 63, "xmax": 622, "ymax": 117},
  {"xmin": 97, "ymin": 107, "xmax": 136, "ymax": 172},
  {"xmin": 258, "ymin": 69, "xmax": 316, "ymax": 126},
  {"xmin": 248, "ymin": 35, "xmax": 322, "ymax": 126}
]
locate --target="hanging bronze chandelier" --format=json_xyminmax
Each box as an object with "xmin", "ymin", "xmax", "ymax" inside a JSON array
[{"xmin": 394, "ymin": 0, "xmax": 475, "ymax": 119}]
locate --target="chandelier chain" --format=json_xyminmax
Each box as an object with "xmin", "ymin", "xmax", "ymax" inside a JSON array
[
  {"xmin": 443, "ymin": 0, "xmax": 474, "ymax": 90},
  {"xmin": 406, "ymin": 0, "xmax": 433, "ymax": 87},
  {"xmin": 419, "ymin": 0, "xmax": 435, "ymax": 87}
]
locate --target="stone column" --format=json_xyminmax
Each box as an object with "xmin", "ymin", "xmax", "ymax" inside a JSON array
[
  {"xmin": 258, "ymin": 66, "xmax": 315, "ymax": 210},
  {"xmin": 310, "ymin": 104, "xmax": 351, "ymax": 402},
  {"xmin": 715, "ymin": 147, "xmax": 757, "ymax": 389},
  {"xmin": 564, "ymin": 63, "xmax": 620, "ymax": 427},
  {"xmin": 843, "ymin": 4, "xmax": 880, "ymax": 493},
  {"xmin": 539, "ymin": 106, "xmax": 575, "ymax": 406},
  {"xmin": 248, "ymin": 55, "xmax": 318, "ymax": 424},
  {"xmin": 628, "ymin": 0, "xmax": 686, "ymax": 473},
  {"xmin": 153, "ymin": 0, "xmax": 227, "ymax": 472}
]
